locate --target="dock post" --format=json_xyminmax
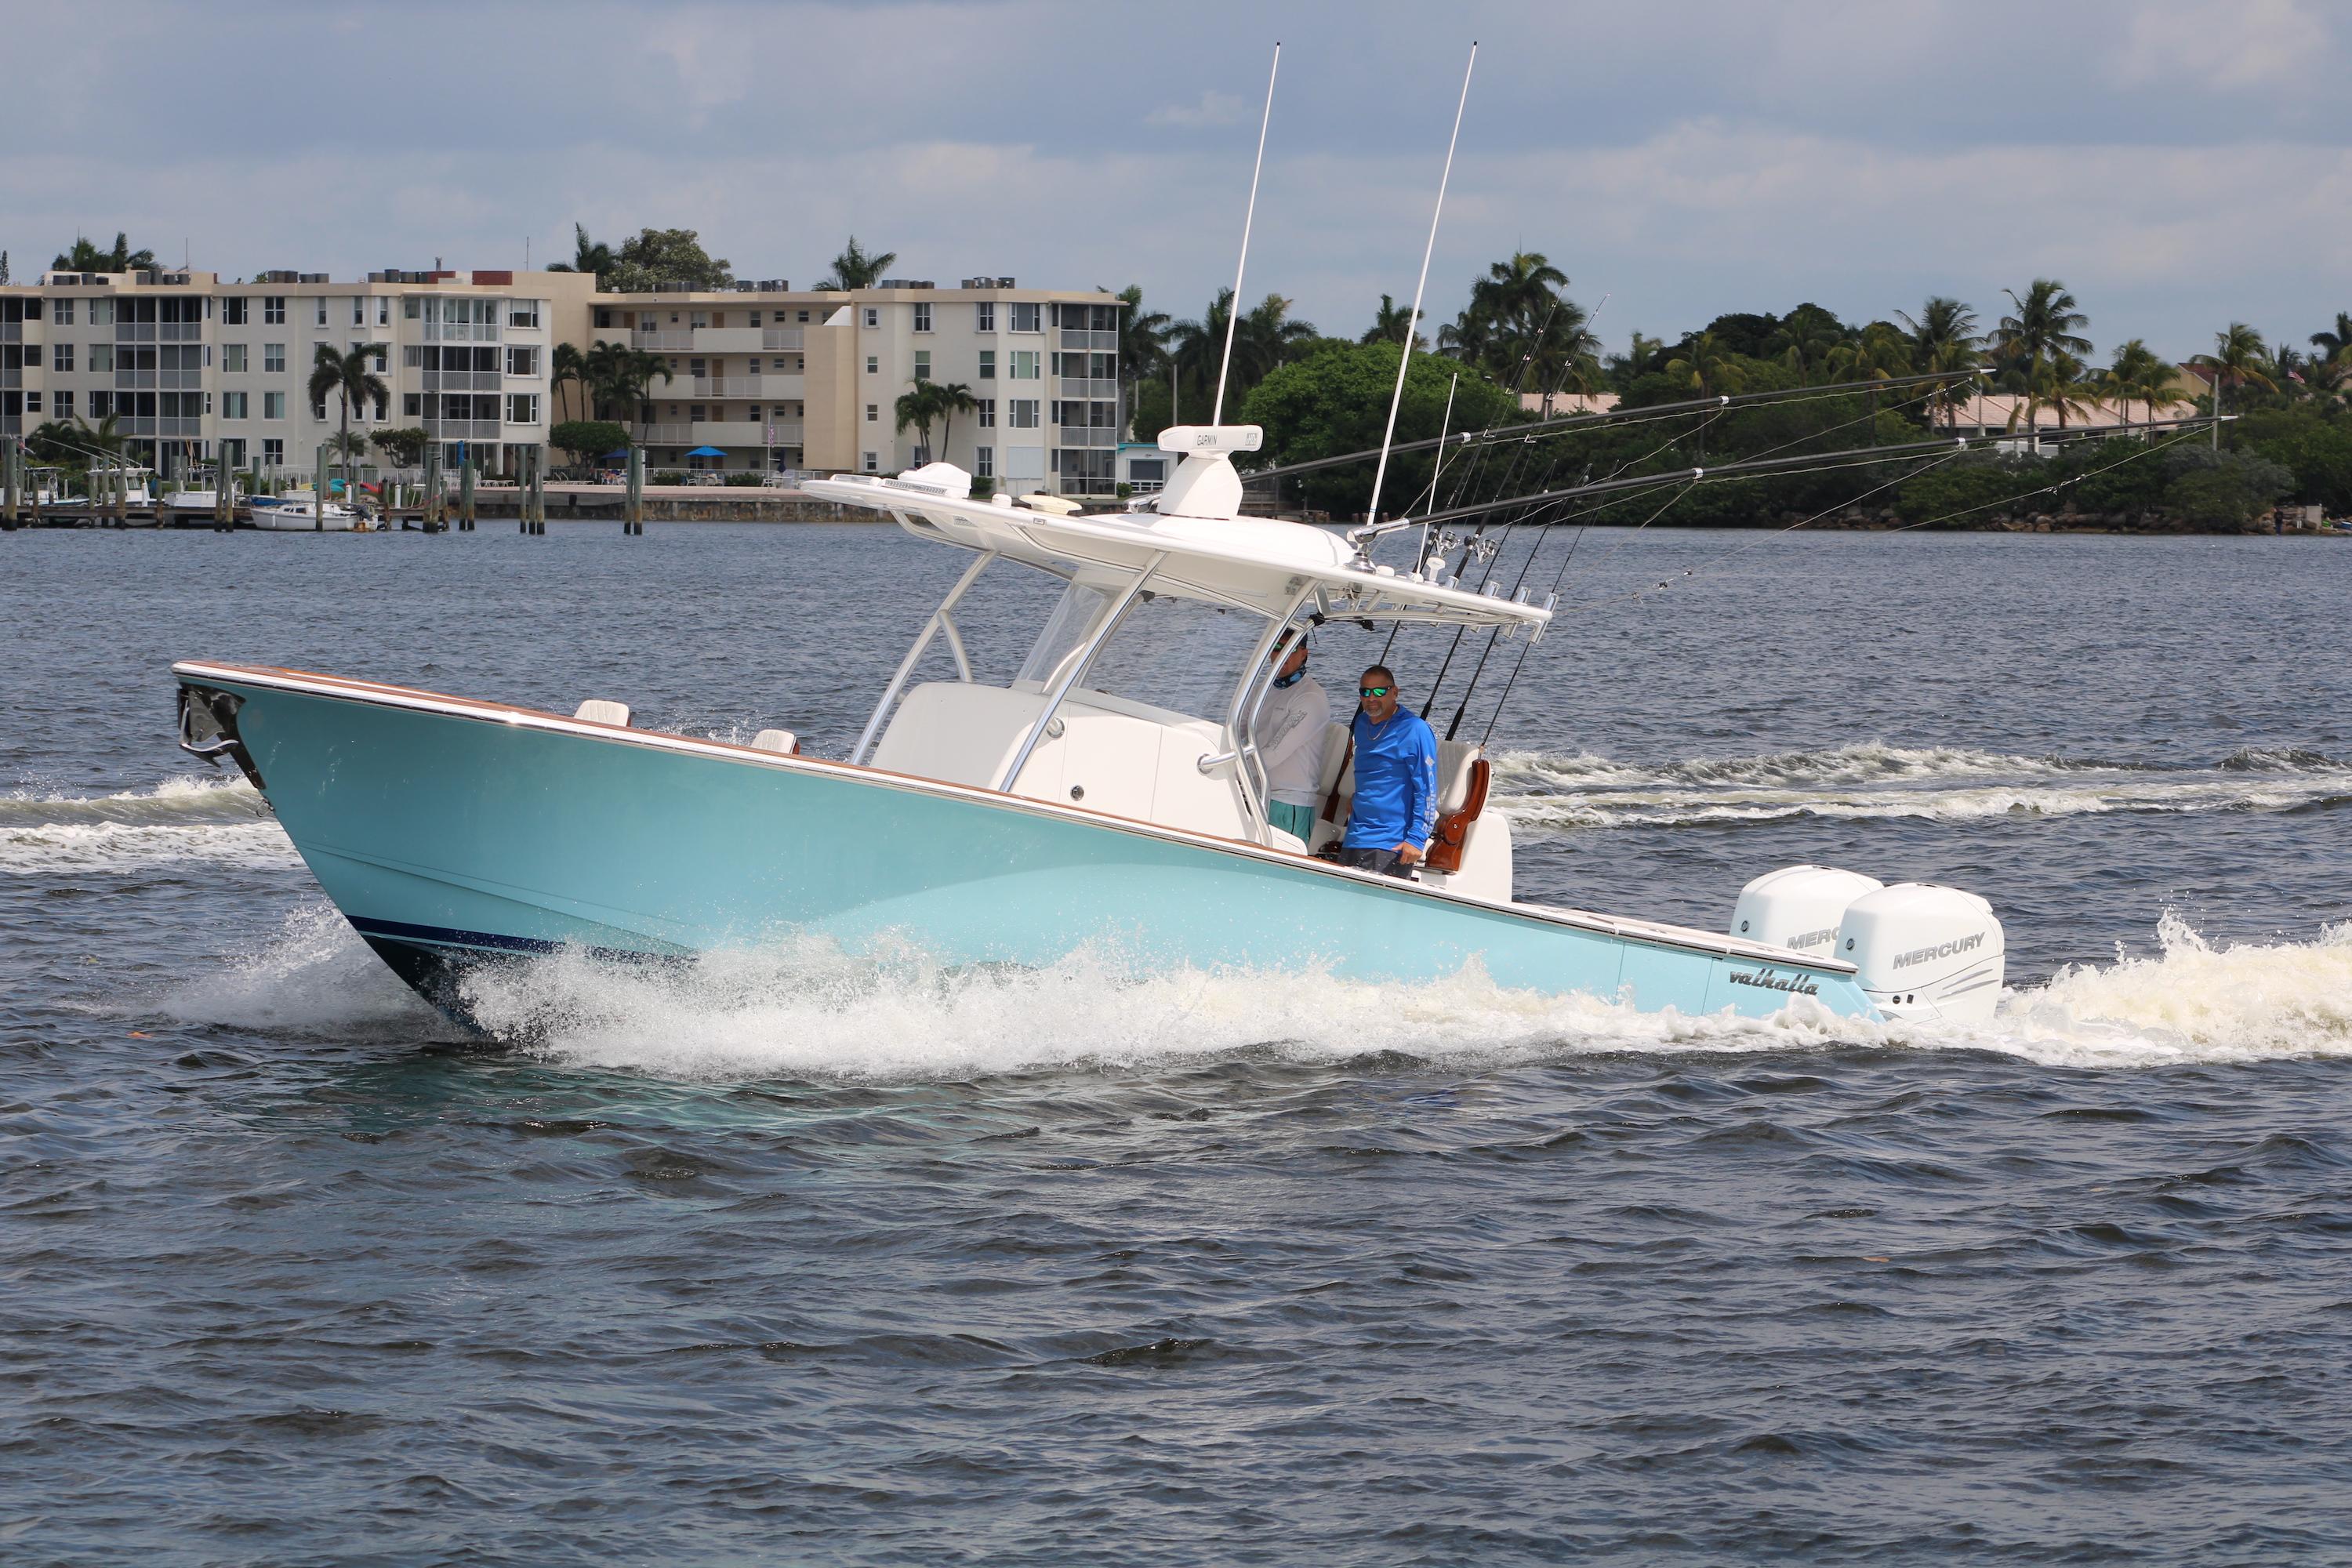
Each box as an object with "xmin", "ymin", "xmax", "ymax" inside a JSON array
[
  {"xmin": 2, "ymin": 439, "xmax": 18, "ymax": 530},
  {"xmin": 529, "ymin": 446, "xmax": 546, "ymax": 534},
  {"xmin": 114, "ymin": 462, "xmax": 129, "ymax": 527},
  {"xmin": 315, "ymin": 443, "xmax": 329, "ymax": 531},
  {"xmin": 461, "ymin": 456, "xmax": 476, "ymax": 532},
  {"xmin": 215, "ymin": 458, "xmax": 231, "ymax": 531},
  {"xmin": 626, "ymin": 445, "xmax": 643, "ymax": 535},
  {"xmin": 422, "ymin": 441, "xmax": 441, "ymax": 532}
]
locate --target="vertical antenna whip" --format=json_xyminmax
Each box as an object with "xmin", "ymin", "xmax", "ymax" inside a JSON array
[
  {"xmin": 1213, "ymin": 42, "xmax": 1280, "ymax": 426},
  {"xmin": 1365, "ymin": 42, "xmax": 1475, "ymax": 533}
]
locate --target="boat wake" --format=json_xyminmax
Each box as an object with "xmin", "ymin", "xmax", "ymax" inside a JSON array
[
  {"xmin": 0, "ymin": 774, "xmax": 299, "ymax": 875},
  {"xmin": 1492, "ymin": 742, "xmax": 2352, "ymax": 830},
  {"xmin": 150, "ymin": 903, "xmax": 2352, "ymax": 1076}
]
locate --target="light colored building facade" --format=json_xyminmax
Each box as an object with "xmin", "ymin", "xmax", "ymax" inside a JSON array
[
  {"xmin": 582, "ymin": 278, "xmax": 1123, "ymax": 494},
  {"xmin": 0, "ymin": 266, "xmax": 596, "ymax": 477}
]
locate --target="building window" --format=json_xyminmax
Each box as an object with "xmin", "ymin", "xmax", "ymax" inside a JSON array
[
  {"xmin": 215, "ymin": 297, "xmax": 245, "ymax": 325},
  {"xmin": 264, "ymin": 343, "xmax": 285, "ymax": 373},
  {"xmin": 975, "ymin": 301, "xmax": 995, "ymax": 333},
  {"xmin": 88, "ymin": 390, "xmax": 114, "ymax": 418},
  {"xmin": 315, "ymin": 299, "xmax": 328, "ymax": 326},
  {"xmin": 53, "ymin": 390, "xmax": 74, "ymax": 419},
  {"xmin": 21, "ymin": 392, "xmax": 37, "ymax": 414},
  {"xmin": 974, "ymin": 445, "xmax": 993, "ymax": 478},
  {"xmin": 53, "ymin": 343, "xmax": 73, "ymax": 372},
  {"xmin": 89, "ymin": 343, "xmax": 114, "ymax": 373},
  {"xmin": 404, "ymin": 392, "xmax": 422, "ymax": 417},
  {"xmin": 913, "ymin": 302, "xmax": 932, "ymax": 332},
  {"xmin": 748, "ymin": 311, "xmax": 762, "ymax": 328},
  {"xmin": 866, "ymin": 403, "xmax": 878, "ymax": 423},
  {"xmin": 866, "ymin": 355, "xmax": 879, "ymax": 375},
  {"xmin": 506, "ymin": 393, "xmax": 539, "ymax": 424},
  {"xmin": 978, "ymin": 349, "xmax": 995, "ymax": 379},
  {"xmin": 1008, "ymin": 398, "xmax": 1039, "ymax": 429},
  {"xmin": 263, "ymin": 391, "xmax": 285, "ymax": 420},
  {"xmin": 1011, "ymin": 302, "xmax": 1040, "ymax": 332},
  {"xmin": 977, "ymin": 398, "xmax": 996, "ymax": 428},
  {"xmin": 913, "ymin": 350, "xmax": 930, "ymax": 382},
  {"xmin": 223, "ymin": 391, "xmax": 249, "ymax": 419},
  {"xmin": 54, "ymin": 299, "xmax": 75, "ymax": 325},
  {"xmin": 863, "ymin": 451, "xmax": 879, "ymax": 472},
  {"xmin": 378, "ymin": 297, "xmax": 390, "ymax": 325},
  {"xmin": 797, "ymin": 310, "xmax": 810, "ymax": 322},
  {"xmin": 263, "ymin": 296, "xmax": 285, "ymax": 325},
  {"xmin": 351, "ymin": 297, "xmax": 365, "ymax": 326},
  {"xmin": 1010, "ymin": 350, "xmax": 1040, "ymax": 380},
  {"xmin": 368, "ymin": 345, "xmax": 387, "ymax": 372},
  {"xmin": 689, "ymin": 405, "xmax": 706, "ymax": 423},
  {"xmin": 509, "ymin": 300, "xmax": 539, "ymax": 328},
  {"xmin": 405, "ymin": 297, "xmax": 420, "ymax": 320},
  {"xmin": 263, "ymin": 438, "xmax": 284, "ymax": 465},
  {"xmin": 223, "ymin": 343, "xmax": 247, "ymax": 372},
  {"xmin": 505, "ymin": 344, "xmax": 539, "ymax": 376}
]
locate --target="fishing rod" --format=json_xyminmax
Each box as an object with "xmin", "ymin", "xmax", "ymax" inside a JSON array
[
  {"xmin": 1241, "ymin": 367, "xmax": 1992, "ymax": 486},
  {"xmin": 1356, "ymin": 412, "xmax": 2227, "ymax": 547}
]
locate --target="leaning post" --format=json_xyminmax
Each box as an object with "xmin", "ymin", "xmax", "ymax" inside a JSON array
[{"xmin": 626, "ymin": 445, "xmax": 644, "ymax": 535}]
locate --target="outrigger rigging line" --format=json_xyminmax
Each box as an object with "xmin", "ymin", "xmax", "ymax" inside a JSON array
[{"xmin": 1240, "ymin": 368, "xmax": 1997, "ymax": 487}]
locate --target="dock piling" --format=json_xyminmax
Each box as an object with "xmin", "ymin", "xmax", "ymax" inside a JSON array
[
  {"xmin": 461, "ymin": 456, "xmax": 476, "ymax": 532},
  {"xmin": 625, "ymin": 446, "xmax": 644, "ymax": 535},
  {"xmin": 2, "ymin": 439, "xmax": 20, "ymax": 530}
]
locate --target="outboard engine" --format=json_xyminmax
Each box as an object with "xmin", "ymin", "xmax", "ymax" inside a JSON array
[
  {"xmin": 1838, "ymin": 884, "xmax": 2005, "ymax": 1026},
  {"xmin": 1730, "ymin": 866, "xmax": 1885, "ymax": 958},
  {"xmin": 1731, "ymin": 866, "xmax": 2006, "ymax": 1025}
]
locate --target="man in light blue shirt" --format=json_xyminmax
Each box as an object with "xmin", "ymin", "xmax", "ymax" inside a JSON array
[{"xmin": 1339, "ymin": 664, "xmax": 1438, "ymax": 878}]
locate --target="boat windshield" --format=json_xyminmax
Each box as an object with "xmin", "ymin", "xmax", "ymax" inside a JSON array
[{"xmin": 1014, "ymin": 577, "xmax": 1269, "ymax": 723}]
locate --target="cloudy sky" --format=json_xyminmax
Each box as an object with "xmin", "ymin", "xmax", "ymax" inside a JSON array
[{"xmin": 5, "ymin": 0, "xmax": 2347, "ymax": 361}]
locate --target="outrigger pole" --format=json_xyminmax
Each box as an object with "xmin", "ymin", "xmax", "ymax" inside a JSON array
[
  {"xmin": 1250, "ymin": 368, "xmax": 1995, "ymax": 488},
  {"xmin": 1365, "ymin": 42, "xmax": 1476, "ymax": 528},
  {"xmin": 1212, "ymin": 43, "xmax": 1281, "ymax": 426},
  {"xmin": 1352, "ymin": 412, "xmax": 2231, "ymax": 548}
]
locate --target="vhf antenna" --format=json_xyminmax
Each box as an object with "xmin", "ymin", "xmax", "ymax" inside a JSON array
[
  {"xmin": 1213, "ymin": 42, "xmax": 1281, "ymax": 426},
  {"xmin": 1364, "ymin": 42, "xmax": 1476, "ymax": 543}
]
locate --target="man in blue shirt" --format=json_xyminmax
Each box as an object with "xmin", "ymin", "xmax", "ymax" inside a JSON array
[{"xmin": 1339, "ymin": 664, "xmax": 1439, "ymax": 878}]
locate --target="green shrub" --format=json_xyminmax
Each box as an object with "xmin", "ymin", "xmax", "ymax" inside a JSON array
[
  {"xmin": 724, "ymin": 471, "xmax": 764, "ymax": 486},
  {"xmin": 652, "ymin": 470, "xmax": 685, "ymax": 486}
]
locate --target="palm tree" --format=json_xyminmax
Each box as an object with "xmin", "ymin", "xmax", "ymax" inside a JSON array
[
  {"xmin": 1664, "ymin": 332, "xmax": 1746, "ymax": 456},
  {"xmin": 620, "ymin": 349, "xmax": 675, "ymax": 445},
  {"xmin": 583, "ymin": 340, "xmax": 633, "ymax": 421},
  {"xmin": 816, "ymin": 237, "xmax": 896, "ymax": 292},
  {"xmin": 307, "ymin": 343, "xmax": 388, "ymax": 492},
  {"xmin": 546, "ymin": 224, "xmax": 616, "ymax": 285},
  {"xmin": 1896, "ymin": 297, "xmax": 1981, "ymax": 427},
  {"xmin": 2190, "ymin": 322, "xmax": 2277, "ymax": 419},
  {"xmin": 1992, "ymin": 280, "xmax": 2092, "ymax": 434},
  {"xmin": 1482, "ymin": 252, "xmax": 1568, "ymax": 328},
  {"xmin": 932, "ymin": 381, "xmax": 977, "ymax": 459},
  {"xmin": 1826, "ymin": 321, "xmax": 1913, "ymax": 384},
  {"xmin": 2104, "ymin": 339, "xmax": 2178, "ymax": 425},
  {"xmin": 551, "ymin": 341, "xmax": 587, "ymax": 425},
  {"xmin": 1166, "ymin": 289, "xmax": 1241, "ymax": 418},
  {"xmin": 2308, "ymin": 310, "xmax": 2352, "ymax": 369},
  {"xmin": 1362, "ymin": 292, "xmax": 1425, "ymax": 350},
  {"xmin": 51, "ymin": 232, "xmax": 156, "ymax": 273},
  {"xmin": 895, "ymin": 383, "xmax": 944, "ymax": 460},
  {"xmin": 1234, "ymin": 292, "xmax": 1317, "ymax": 386},
  {"xmin": 1112, "ymin": 284, "xmax": 1170, "ymax": 436}
]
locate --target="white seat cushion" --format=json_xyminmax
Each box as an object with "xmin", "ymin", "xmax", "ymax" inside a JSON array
[
  {"xmin": 751, "ymin": 728, "xmax": 799, "ymax": 754},
  {"xmin": 574, "ymin": 699, "xmax": 630, "ymax": 727}
]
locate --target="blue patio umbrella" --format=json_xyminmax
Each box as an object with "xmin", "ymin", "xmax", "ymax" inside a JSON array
[
  {"xmin": 601, "ymin": 449, "xmax": 630, "ymax": 460},
  {"xmin": 685, "ymin": 445, "xmax": 726, "ymax": 458}
]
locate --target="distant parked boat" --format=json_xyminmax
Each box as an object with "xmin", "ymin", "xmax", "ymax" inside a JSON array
[{"xmin": 251, "ymin": 494, "xmax": 361, "ymax": 532}]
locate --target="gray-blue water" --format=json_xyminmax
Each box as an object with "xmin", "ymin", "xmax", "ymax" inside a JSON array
[{"xmin": 5, "ymin": 522, "xmax": 2351, "ymax": 1565}]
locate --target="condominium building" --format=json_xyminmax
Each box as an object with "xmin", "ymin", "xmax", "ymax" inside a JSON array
[
  {"xmin": 0, "ymin": 267, "xmax": 595, "ymax": 476},
  {"xmin": 2, "ymin": 265, "xmax": 1123, "ymax": 495},
  {"xmin": 584, "ymin": 278, "xmax": 1123, "ymax": 494}
]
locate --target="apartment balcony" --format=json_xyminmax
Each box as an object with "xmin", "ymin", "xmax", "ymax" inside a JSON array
[
  {"xmin": 640, "ymin": 421, "xmax": 802, "ymax": 449},
  {"xmin": 420, "ymin": 370, "xmax": 503, "ymax": 391},
  {"xmin": 1057, "ymin": 427, "xmax": 1118, "ymax": 448},
  {"xmin": 423, "ymin": 419, "xmax": 503, "ymax": 441},
  {"xmin": 1055, "ymin": 378, "xmax": 1118, "ymax": 400},
  {"xmin": 633, "ymin": 325, "xmax": 804, "ymax": 354},
  {"xmin": 1059, "ymin": 328, "xmax": 1117, "ymax": 351}
]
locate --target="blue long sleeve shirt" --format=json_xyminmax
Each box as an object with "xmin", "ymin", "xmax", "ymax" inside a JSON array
[{"xmin": 1344, "ymin": 708, "xmax": 1440, "ymax": 851}]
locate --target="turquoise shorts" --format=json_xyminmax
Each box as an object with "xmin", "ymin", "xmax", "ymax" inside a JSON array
[{"xmin": 1269, "ymin": 800, "xmax": 1317, "ymax": 843}]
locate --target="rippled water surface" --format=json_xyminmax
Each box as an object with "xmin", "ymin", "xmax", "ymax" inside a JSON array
[{"xmin": 5, "ymin": 522, "xmax": 2352, "ymax": 1566}]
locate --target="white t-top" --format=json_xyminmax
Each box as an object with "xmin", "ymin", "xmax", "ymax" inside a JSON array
[{"xmin": 1256, "ymin": 672, "xmax": 1334, "ymax": 808}]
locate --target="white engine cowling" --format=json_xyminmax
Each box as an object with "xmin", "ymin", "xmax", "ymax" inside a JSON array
[
  {"xmin": 1838, "ymin": 883, "xmax": 2005, "ymax": 1026},
  {"xmin": 1730, "ymin": 865, "xmax": 1886, "ymax": 958}
]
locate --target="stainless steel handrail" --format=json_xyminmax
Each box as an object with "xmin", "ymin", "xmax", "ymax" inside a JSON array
[
  {"xmin": 998, "ymin": 552, "xmax": 1167, "ymax": 794},
  {"xmin": 851, "ymin": 548, "xmax": 995, "ymax": 764}
]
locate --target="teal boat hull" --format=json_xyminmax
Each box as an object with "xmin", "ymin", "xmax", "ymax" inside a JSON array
[{"xmin": 174, "ymin": 663, "xmax": 1878, "ymax": 1029}]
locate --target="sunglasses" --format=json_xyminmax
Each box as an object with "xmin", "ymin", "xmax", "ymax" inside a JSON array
[{"xmin": 1359, "ymin": 685, "xmax": 1393, "ymax": 699}]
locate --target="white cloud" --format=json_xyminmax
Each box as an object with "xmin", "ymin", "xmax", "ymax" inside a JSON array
[
  {"xmin": 2113, "ymin": 0, "xmax": 2328, "ymax": 90},
  {"xmin": 1147, "ymin": 89, "xmax": 1252, "ymax": 129}
]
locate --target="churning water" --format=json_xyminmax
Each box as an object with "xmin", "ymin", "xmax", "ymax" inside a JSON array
[{"xmin": 5, "ymin": 523, "xmax": 2350, "ymax": 1564}]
